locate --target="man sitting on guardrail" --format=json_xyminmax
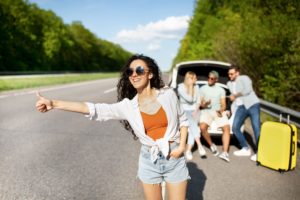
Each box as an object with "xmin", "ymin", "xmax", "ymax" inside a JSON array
[
  {"xmin": 198, "ymin": 71, "xmax": 231, "ymax": 162},
  {"xmin": 227, "ymin": 66, "xmax": 260, "ymax": 162}
]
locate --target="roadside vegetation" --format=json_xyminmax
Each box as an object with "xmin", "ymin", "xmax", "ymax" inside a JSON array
[
  {"xmin": 0, "ymin": 0, "xmax": 132, "ymax": 73},
  {"xmin": 0, "ymin": 72, "xmax": 119, "ymax": 92},
  {"xmin": 174, "ymin": 0, "xmax": 300, "ymax": 111}
]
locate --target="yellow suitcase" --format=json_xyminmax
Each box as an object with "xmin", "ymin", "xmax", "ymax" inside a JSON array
[{"xmin": 257, "ymin": 119, "xmax": 297, "ymax": 172}]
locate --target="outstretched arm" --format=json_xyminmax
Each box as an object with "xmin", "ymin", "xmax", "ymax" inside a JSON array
[{"xmin": 36, "ymin": 91, "xmax": 89, "ymax": 114}]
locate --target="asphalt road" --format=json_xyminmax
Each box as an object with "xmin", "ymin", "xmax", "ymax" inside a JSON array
[{"xmin": 0, "ymin": 78, "xmax": 299, "ymax": 200}]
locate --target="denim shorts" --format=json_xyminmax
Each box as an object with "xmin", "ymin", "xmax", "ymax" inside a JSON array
[{"xmin": 137, "ymin": 142, "xmax": 190, "ymax": 184}]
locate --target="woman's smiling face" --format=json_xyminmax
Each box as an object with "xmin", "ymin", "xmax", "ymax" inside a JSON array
[{"xmin": 128, "ymin": 59, "xmax": 152, "ymax": 90}]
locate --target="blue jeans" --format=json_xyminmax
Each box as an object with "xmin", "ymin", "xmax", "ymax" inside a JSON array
[{"xmin": 232, "ymin": 103, "xmax": 261, "ymax": 150}]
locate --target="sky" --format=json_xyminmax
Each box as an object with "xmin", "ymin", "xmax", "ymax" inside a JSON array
[{"xmin": 28, "ymin": 0, "xmax": 196, "ymax": 71}]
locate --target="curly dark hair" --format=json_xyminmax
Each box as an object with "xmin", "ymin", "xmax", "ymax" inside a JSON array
[{"xmin": 117, "ymin": 54, "xmax": 165, "ymax": 139}]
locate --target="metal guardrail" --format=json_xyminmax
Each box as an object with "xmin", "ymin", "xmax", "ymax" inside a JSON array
[
  {"xmin": 260, "ymin": 99, "xmax": 300, "ymax": 145},
  {"xmin": 260, "ymin": 99, "xmax": 300, "ymax": 127}
]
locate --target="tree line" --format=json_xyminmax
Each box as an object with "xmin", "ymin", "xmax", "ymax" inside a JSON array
[
  {"xmin": 0, "ymin": 0, "xmax": 132, "ymax": 73},
  {"xmin": 174, "ymin": 0, "xmax": 300, "ymax": 111}
]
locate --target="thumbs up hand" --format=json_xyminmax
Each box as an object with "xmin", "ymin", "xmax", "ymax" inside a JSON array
[{"xmin": 36, "ymin": 91, "xmax": 53, "ymax": 112}]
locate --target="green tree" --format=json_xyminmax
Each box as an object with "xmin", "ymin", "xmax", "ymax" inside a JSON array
[
  {"xmin": 0, "ymin": 0, "xmax": 132, "ymax": 73},
  {"xmin": 174, "ymin": 0, "xmax": 300, "ymax": 111}
]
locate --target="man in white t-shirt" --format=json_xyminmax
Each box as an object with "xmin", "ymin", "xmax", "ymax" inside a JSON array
[{"xmin": 198, "ymin": 71, "xmax": 230, "ymax": 162}]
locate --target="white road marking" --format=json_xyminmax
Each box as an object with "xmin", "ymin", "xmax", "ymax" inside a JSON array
[
  {"xmin": 0, "ymin": 79, "xmax": 115, "ymax": 99},
  {"xmin": 103, "ymin": 87, "xmax": 116, "ymax": 94}
]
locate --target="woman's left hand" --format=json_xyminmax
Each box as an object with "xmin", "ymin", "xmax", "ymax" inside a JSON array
[{"xmin": 169, "ymin": 147, "xmax": 184, "ymax": 159}]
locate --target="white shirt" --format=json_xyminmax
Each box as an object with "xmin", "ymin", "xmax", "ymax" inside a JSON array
[
  {"xmin": 177, "ymin": 83, "xmax": 200, "ymax": 111},
  {"xmin": 232, "ymin": 81, "xmax": 243, "ymax": 107},
  {"xmin": 84, "ymin": 87, "xmax": 189, "ymax": 162},
  {"xmin": 227, "ymin": 75, "xmax": 259, "ymax": 109},
  {"xmin": 198, "ymin": 84, "xmax": 225, "ymax": 111}
]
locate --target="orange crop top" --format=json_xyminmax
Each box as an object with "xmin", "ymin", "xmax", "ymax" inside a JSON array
[{"xmin": 140, "ymin": 106, "xmax": 168, "ymax": 141}]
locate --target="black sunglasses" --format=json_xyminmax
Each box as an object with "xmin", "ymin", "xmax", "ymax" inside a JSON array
[{"xmin": 126, "ymin": 66, "xmax": 148, "ymax": 76}]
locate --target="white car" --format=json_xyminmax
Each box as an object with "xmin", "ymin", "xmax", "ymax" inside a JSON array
[{"xmin": 169, "ymin": 60, "xmax": 243, "ymax": 135}]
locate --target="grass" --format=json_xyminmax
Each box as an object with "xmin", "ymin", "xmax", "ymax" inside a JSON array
[
  {"xmin": 260, "ymin": 112, "xmax": 277, "ymax": 122},
  {"xmin": 0, "ymin": 72, "xmax": 119, "ymax": 92}
]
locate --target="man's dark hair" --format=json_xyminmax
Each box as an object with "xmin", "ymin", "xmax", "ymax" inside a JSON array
[{"xmin": 229, "ymin": 64, "xmax": 240, "ymax": 72}]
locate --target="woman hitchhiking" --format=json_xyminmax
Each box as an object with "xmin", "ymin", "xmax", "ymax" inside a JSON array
[{"xmin": 36, "ymin": 54, "xmax": 190, "ymax": 200}]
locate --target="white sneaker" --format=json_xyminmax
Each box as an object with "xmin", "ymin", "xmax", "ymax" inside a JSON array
[
  {"xmin": 250, "ymin": 154, "xmax": 257, "ymax": 162},
  {"xmin": 210, "ymin": 144, "xmax": 219, "ymax": 156},
  {"xmin": 233, "ymin": 147, "xmax": 251, "ymax": 156},
  {"xmin": 185, "ymin": 151, "xmax": 193, "ymax": 160},
  {"xmin": 198, "ymin": 145, "xmax": 207, "ymax": 158},
  {"xmin": 219, "ymin": 152, "xmax": 230, "ymax": 162}
]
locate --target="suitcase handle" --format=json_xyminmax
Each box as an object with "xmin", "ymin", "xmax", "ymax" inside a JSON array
[{"xmin": 292, "ymin": 140, "xmax": 295, "ymax": 156}]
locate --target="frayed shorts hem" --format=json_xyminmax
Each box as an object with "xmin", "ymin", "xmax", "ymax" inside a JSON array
[{"xmin": 137, "ymin": 176, "xmax": 191, "ymax": 185}]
